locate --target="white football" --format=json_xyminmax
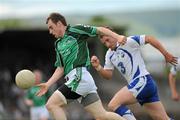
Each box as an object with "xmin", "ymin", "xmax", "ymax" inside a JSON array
[{"xmin": 15, "ymin": 69, "xmax": 35, "ymax": 89}]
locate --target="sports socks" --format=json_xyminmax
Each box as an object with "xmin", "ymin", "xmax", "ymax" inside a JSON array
[{"xmin": 115, "ymin": 105, "xmax": 136, "ymax": 120}]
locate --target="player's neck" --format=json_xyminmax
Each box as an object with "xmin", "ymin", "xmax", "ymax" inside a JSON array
[{"xmin": 111, "ymin": 43, "xmax": 118, "ymax": 51}]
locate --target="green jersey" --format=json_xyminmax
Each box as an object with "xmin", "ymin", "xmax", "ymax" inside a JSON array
[
  {"xmin": 26, "ymin": 85, "xmax": 50, "ymax": 107},
  {"xmin": 54, "ymin": 24, "xmax": 97, "ymax": 75}
]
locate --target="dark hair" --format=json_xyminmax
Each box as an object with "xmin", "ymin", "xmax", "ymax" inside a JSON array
[{"xmin": 46, "ymin": 12, "xmax": 67, "ymax": 26}]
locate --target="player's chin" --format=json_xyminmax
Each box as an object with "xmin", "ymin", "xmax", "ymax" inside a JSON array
[{"xmin": 110, "ymin": 46, "xmax": 115, "ymax": 50}]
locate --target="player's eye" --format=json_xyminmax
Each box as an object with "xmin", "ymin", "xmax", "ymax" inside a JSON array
[
  {"xmin": 49, "ymin": 26, "xmax": 53, "ymax": 30},
  {"xmin": 105, "ymin": 39, "xmax": 109, "ymax": 42}
]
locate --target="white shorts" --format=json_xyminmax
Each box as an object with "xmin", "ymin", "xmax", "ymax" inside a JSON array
[{"xmin": 65, "ymin": 67, "xmax": 97, "ymax": 96}]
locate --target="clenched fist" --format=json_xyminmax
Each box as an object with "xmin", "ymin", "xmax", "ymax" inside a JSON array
[{"xmin": 91, "ymin": 56, "xmax": 100, "ymax": 68}]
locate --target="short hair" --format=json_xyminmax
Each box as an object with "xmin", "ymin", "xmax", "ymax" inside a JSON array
[{"xmin": 46, "ymin": 12, "xmax": 67, "ymax": 26}]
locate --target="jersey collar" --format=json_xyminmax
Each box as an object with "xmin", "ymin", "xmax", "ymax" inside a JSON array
[{"xmin": 112, "ymin": 42, "xmax": 120, "ymax": 51}]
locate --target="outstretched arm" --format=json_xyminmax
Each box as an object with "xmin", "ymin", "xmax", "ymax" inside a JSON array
[
  {"xmin": 91, "ymin": 55, "xmax": 113, "ymax": 80},
  {"xmin": 36, "ymin": 67, "xmax": 64, "ymax": 96},
  {"xmin": 145, "ymin": 35, "xmax": 177, "ymax": 65},
  {"xmin": 168, "ymin": 72, "xmax": 180, "ymax": 101},
  {"xmin": 96, "ymin": 27, "xmax": 126, "ymax": 45}
]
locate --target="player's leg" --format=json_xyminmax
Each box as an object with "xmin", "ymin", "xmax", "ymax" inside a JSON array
[
  {"xmin": 72, "ymin": 68, "xmax": 124, "ymax": 120},
  {"xmin": 108, "ymin": 86, "xmax": 137, "ymax": 120},
  {"xmin": 81, "ymin": 93, "xmax": 125, "ymax": 120},
  {"xmin": 45, "ymin": 90, "xmax": 67, "ymax": 120},
  {"xmin": 46, "ymin": 82, "xmax": 82, "ymax": 120},
  {"xmin": 136, "ymin": 75, "xmax": 172, "ymax": 120},
  {"xmin": 143, "ymin": 101, "xmax": 170, "ymax": 120}
]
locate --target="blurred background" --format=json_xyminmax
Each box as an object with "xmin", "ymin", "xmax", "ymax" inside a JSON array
[{"xmin": 0, "ymin": 0, "xmax": 180, "ymax": 120}]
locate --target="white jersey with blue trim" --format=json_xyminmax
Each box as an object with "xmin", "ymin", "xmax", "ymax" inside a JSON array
[
  {"xmin": 170, "ymin": 57, "xmax": 180, "ymax": 75},
  {"xmin": 104, "ymin": 35, "xmax": 150, "ymax": 83}
]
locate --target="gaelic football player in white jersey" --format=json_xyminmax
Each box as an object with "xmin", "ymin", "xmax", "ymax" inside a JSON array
[
  {"xmin": 169, "ymin": 57, "xmax": 180, "ymax": 101},
  {"xmin": 91, "ymin": 28, "xmax": 177, "ymax": 120}
]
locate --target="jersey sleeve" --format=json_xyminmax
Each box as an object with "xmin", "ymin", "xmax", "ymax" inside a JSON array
[
  {"xmin": 104, "ymin": 50, "xmax": 114, "ymax": 70},
  {"xmin": 128, "ymin": 35, "xmax": 146, "ymax": 48},
  {"xmin": 170, "ymin": 65, "xmax": 177, "ymax": 75},
  {"xmin": 54, "ymin": 50, "xmax": 63, "ymax": 67},
  {"xmin": 70, "ymin": 24, "xmax": 97, "ymax": 37}
]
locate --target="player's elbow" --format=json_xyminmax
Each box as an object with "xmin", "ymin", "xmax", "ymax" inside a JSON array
[{"xmin": 145, "ymin": 35, "xmax": 155, "ymax": 44}]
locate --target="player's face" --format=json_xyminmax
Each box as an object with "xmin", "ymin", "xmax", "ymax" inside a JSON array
[
  {"xmin": 100, "ymin": 35, "xmax": 117, "ymax": 49},
  {"xmin": 47, "ymin": 19, "xmax": 65, "ymax": 38}
]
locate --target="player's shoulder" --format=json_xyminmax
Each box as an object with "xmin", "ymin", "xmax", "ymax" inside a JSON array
[
  {"xmin": 127, "ymin": 35, "xmax": 146, "ymax": 45},
  {"xmin": 72, "ymin": 24, "xmax": 92, "ymax": 29},
  {"xmin": 127, "ymin": 35, "xmax": 145, "ymax": 40},
  {"xmin": 106, "ymin": 48, "xmax": 114, "ymax": 56}
]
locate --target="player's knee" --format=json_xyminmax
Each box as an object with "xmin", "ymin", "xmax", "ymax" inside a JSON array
[
  {"xmin": 45, "ymin": 100, "xmax": 58, "ymax": 111},
  {"xmin": 46, "ymin": 100, "xmax": 65, "ymax": 112},
  {"xmin": 45, "ymin": 102, "xmax": 53, "ymax": 111}
]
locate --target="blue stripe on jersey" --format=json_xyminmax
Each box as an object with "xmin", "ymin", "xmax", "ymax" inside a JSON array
[
  {"xmin": 109, "ymin": 52, "xmax": 114, "ymax": 60},
  {"xmin": 118, "ymin": 48, "xmax": 133, "ymax": 73},
  {"xmin": 133, "ymin": 66, "xmax": 140, "ymax": 79},
  {"xmin": 131, "ymin": 35, "xmax": 140, "ymax": 45}
]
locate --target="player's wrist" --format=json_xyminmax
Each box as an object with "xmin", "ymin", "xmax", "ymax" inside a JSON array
[{"xmin": 95, "ymin": 64, "xmax": 102, "ymax": 71}]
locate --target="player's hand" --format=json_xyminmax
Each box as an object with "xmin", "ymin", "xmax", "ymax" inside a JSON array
[
  {"xmin": 118, "ymin": 36, "xmax": 127, "ymax": 45},
  {"xmin": 172, "ymin": 92, "xmax": 180, "ymax": 101},
  {"xmin": 36, "ymin": 83, "xmax": 49, "ymax": 97},
  {"xmin": 164, "ymin": 52, "xmax": 178, "ymax": 65},
  {"xmin": 91, "ymin": 55, "xmax": 100, "ymax": 68}
]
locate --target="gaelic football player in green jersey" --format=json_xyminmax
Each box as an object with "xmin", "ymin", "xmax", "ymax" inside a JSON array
[{"xmin": 36, "ymin": 12, "xmax": 126, "ymax": 120}]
